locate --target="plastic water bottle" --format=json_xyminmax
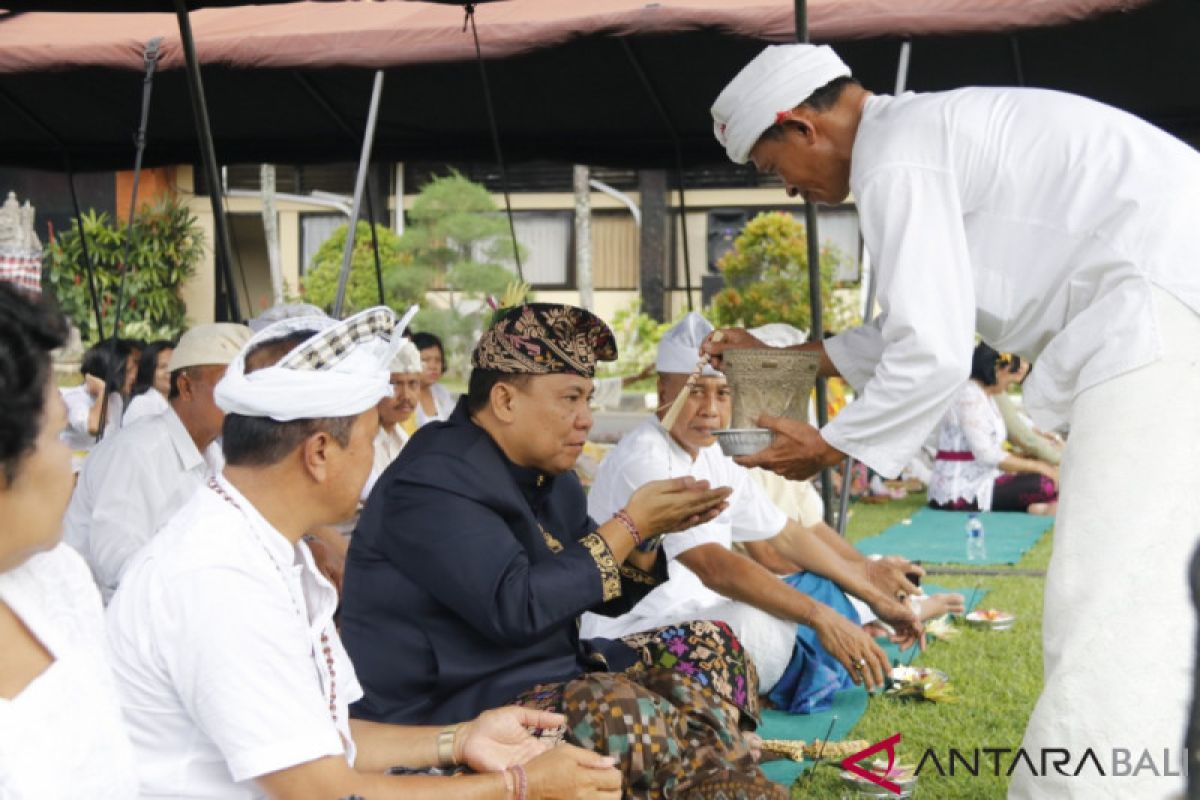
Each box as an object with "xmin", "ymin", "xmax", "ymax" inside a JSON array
[{"xmin": 966, "ymin": 513, "xmax": 987, "ymax": 561}]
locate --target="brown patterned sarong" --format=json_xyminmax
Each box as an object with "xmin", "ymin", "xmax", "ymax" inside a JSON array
[
  {"xmin": 512, "ymin": 621, "xmax": 782, "ymax": 799},
  {"xmin": 621, "ymin": 618, "xmax": 761, "ymax": 729}
]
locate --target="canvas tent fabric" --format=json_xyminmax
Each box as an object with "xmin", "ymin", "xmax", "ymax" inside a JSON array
[{"xmin": 0, "ymin": 0, "xmax": 1192, "ymax": 170}]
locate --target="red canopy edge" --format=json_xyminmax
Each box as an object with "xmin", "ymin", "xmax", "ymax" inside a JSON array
[{"xmin": 0, "ymin": 0, "xmax": 1152, "ymax": 74}]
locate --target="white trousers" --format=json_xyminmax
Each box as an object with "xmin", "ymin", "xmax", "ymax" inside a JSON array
[{"xmin": 1011, "ymin": 288, "xmax": 1200, "ymax": 798}]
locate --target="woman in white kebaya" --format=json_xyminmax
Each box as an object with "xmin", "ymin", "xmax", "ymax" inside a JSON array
[
  {"xmin": 927, "ymin": 344, "xmax": 1058, "ymax": 514},
  {"xmin": 0, "ymin": 283, "xmax": 139, "ymax": 798},
  {"xmin": 412, "ymin": 331, "xmax": 457, "ymax": 427}
]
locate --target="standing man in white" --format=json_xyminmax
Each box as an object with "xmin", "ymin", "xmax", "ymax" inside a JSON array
[{"xmin": 706, "ymin": 44, "xmax": 1200, "ymax": 798}]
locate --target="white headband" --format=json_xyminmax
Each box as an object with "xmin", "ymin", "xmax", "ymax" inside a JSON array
[
  {"xmin": 712, "ymin": 44, "xmax": 851, "ymax": 164},
  {"xmin": 215, "ymin": 305, "xmax": 418, "ymax": 422},
  {"xmin": 656, "ymin": 311, "xmax": 720, "ymax": 376},
  {"xmin": 389, "ymin": 338, "xmax": 422, "ymax": 374}
]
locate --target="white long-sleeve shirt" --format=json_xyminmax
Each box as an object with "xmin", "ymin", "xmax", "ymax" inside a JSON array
[
  {"xmin": 823, "ymin": 87, "xmax": 1200, "ymax": 477},
  {"xmin": 62, "ymin": 405, "xmax": 214, "ymax": 603}
]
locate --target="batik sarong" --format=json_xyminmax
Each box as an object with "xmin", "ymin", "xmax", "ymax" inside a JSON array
[{"xmin": 512, "ymin": 620, "xmax": 782, "ymax": 799}]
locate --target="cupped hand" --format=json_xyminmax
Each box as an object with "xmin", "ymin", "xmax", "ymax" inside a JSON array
[
  {"xmin": 459, "ymin": 707, "xmax": 564, "ymax": 773},
  {"xmin": 865, "ymin": 592, "xmax": 925, "ymax": 653},
  {"xmin": 524, "ymin": 744, "xmax": 622, "ymax": 800},
  {"xmin": 625, "ymin": 476, "xmax": 732, "ymax": 537},
  {"xmin": 811, "ymin": 608, "xmax": 891, "ymax": 691},
  {"xmin": 733, "ymin": 414, "xmax": 843, "ymax": 481}
]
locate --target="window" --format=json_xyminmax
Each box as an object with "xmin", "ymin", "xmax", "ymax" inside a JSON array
[
  {"xmin": 491, "ymin": 211, "xmax": 574, "ymax": 288},
  {"xmin": 299, "ymin": 213, "xmax": 345, "ymax": 275}
]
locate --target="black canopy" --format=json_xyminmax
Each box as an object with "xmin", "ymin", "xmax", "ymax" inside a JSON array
[{"xmin": 1, "ymin": 0, "xmax": 1194, "ymax": 171}]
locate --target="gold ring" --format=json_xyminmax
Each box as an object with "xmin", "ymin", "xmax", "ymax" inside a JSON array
[{"xmin": 854, "ymin": 658, "xmax": 867, "ymax": 670}]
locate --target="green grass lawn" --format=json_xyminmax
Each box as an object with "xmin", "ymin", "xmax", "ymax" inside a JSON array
[{"xmin": 790, "ymin": 492, "xmax": 1052, "ymax": 799}]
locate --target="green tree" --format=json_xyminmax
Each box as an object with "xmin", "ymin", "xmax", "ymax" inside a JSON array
[
  {"xmin": 302, "ymin": 221, "xmax": 421, "ymax": 314},
  {"xmin": 708, "ymin": 211, "xmax": 844, "ymax": 332},
  {"xmin": 596, "ymin": 298, "xmax": 673, "ymax": 380},
  {"xmin": 301, "ymin": 172, "xmax": 526, "ymax": 378},
  {"xmin": 44, "ymin": 198, "xmax": 204, "ymax": 345},
  {"xmin": 398, "ymin": 171, "xmax": 522, "ymax": 312}
]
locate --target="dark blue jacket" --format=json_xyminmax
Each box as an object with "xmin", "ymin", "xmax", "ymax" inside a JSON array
[{"xmin": 341, "ymin": 399, "xmax": 665, "ymax": 725}]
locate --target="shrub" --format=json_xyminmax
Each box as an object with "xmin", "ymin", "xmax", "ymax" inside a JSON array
[
  {"xmin": 709, "ymin": 210, "xmax": 845, "ymax": 332},
  {"xmin": 44, "ymin": 198, "xmax": 203, "ymax": 345}
]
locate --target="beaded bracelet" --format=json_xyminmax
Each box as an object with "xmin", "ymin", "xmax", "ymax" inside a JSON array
[{"xmin": 612, "ymin": 509, "xmax": 643, "ymax": 547}]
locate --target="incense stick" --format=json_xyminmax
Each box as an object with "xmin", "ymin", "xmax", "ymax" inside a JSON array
[
  {"xmin": 660, "ymin": 331, "xmax": 722, "ymax": 432},
  {"xmin": 804, "ymin": 714, "xmax": 840, "ymax": 782}
]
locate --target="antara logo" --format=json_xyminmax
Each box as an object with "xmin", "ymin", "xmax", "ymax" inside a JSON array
[{"xmin": 841, "ymin": 733, "xmax": 904, "ymax": 795}]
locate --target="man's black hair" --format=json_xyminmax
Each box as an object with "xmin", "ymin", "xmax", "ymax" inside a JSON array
[
  {"xmin": 466, "ymin": 368, "xmax": 532, "ymax": 416},
  {"xmin": 758, "ymin": 76, "xmax": 861, "ymax": 141},
  {"xmin": 221, "ymin": 330, "xmax": 355, "ymax": 467}
]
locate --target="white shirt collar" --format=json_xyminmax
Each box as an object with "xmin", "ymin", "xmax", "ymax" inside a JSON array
[{"xmin": 163, "ymin": 405, "xmax": 206, "ymax": 473}]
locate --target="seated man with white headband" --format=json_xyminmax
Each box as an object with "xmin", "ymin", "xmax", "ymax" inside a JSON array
[
  {"xmin": 342, "ymin": 303, "xmax": 787, "ymax": 800},
  {"xmin": 581, "ymin": 313, "xmax": 930, "ymax": 713},
  {"xmin": 365, "ymin": 337, "xmax": 423, "ymax": 497},
  {"xmin": 106, "ymin": 308, "xmax": 617, "ymax": 800}
]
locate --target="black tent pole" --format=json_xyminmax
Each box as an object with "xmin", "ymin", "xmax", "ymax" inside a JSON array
[
  {"xmin": 464, "ymin": 4, "xmax": 523, "ymax": 282},
  {"xmin": 333, "ymin": 70, "xmax": 385, "ymax": 319},
  {"xmin": 107, "ymin": 37, "xmax": 162, "ymax": 344},
  {"xmin": 619, "ymin": 39, "xmax": 696, "ymax": 313},
  {"xmin": 794, "ymin": 0, "xmax": 836, "ymax": 528},
  {"xmin": 94, "ymin": 36, "xmax": 163, "ymax": 443},
  {"xmin": 173, "ymin": 0, "xmax": 240, "ymax": 322},
  {"xmin": 365, "ymin": 182, "xmax": 386, "ymax": 306},
  {"xmin": 65, "ymin": 168, "xmax": 106, "ymax": 350}
]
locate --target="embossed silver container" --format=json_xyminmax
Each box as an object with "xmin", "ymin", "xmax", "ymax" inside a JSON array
[{"xmin": 721, "ymin": 348, "xmax": 821, "ymax": 430}]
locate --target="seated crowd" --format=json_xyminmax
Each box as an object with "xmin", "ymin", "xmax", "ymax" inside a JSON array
[{"xmin": 1, "ymin": 283, "xmax": 982, "ymax": 799}]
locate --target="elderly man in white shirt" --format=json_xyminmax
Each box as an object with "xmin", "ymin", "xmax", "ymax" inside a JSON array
[
  {"xmin": 369, "ymin": 338, "xmax": 422, "ymax": 487},
  {"xmin": 62, "ymin": 323, "xmax": 251, "ymax": 603},
  {"xmin": 581, "ymin": 313, "xmax": 925, "ymax": 702},
  {"xmin": 106, "ymin": 307, "xmax": 620, "ymax": 800},
  {"xmin": 707, "ymin": 44, "xmax": 1200, "ymax": 798}
]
